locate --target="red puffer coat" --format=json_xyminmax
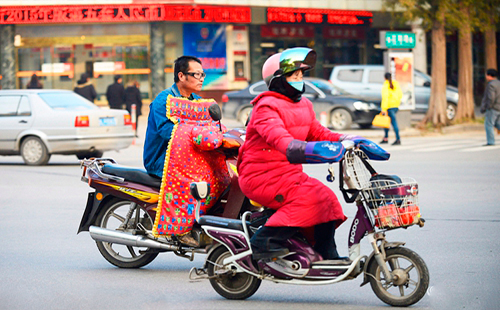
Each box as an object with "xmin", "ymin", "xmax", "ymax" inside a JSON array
[{"xmin": 238, "ymin": 91, "xmax": 347, "ymax": 228}]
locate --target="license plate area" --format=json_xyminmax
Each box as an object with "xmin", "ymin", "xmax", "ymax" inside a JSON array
[{"xmin": 99, "ymin": 117, "xmax": 116, "ymax": 126}]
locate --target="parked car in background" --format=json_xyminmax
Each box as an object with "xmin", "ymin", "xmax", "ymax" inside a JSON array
[
  {"xmin": 222, "ymin": 77, "xmax": 380, "ymax": 130},
  {"xmin": 328, "ymin": 65, "xmax": 459, "ymax": 121},
  {"xmin": 0, "ymin": 90, "xmax": 134, "ymax": 165}
]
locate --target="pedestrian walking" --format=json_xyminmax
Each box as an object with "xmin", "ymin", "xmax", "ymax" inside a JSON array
[
  {"xmin": 480, "ymin": 68, "xmax": 500, "ymax": 146},
  {"xmin": 125, "ymin": 80, "xmax": 142, "ymax": 136},
  {"xmin": 106, "ymin": 75, "xmax": 125, "ymax": 109},
  {"xmin": 27, "ymin": 73, "xmax": 43, "ymax": 89},
  {"xmin": 380, "ymin": 72, "xmax": 402, "ymax": 145},
  {"xmin": 74, "ymin": 73, "xmax": 97, "ymax": 103}
]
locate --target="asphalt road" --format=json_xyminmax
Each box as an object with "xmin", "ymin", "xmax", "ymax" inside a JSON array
[{"xmin": 1, "ymin": 121, "xmax": 499, "ymax": 310}]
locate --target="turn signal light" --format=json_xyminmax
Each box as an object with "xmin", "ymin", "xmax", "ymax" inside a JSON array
[
  {"xmin": 124, "ymin": 114, "xmax": 132, "ymax": 126},
  {"xmin": 75, "ymin": 115, "xmax": 89, "ymax": 127},
  {"xmin": 221, "ymin": 94, "xmax": 229, "ymax": 103}
]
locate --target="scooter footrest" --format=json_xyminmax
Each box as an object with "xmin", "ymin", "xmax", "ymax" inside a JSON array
[{"xmin": 312, "ymin": 259, "xmax": 352, "ymax": 266}]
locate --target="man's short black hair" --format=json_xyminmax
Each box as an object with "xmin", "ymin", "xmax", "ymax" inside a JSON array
[
  {"xmin": 486, "ymin": 68, "xmax": 498, "ymax": 78},
  {"xmin": 174, "ymin": 56, "xmax": 202, "ymax": 83},
  {"xmin": 114, "ymin": 75, "xmax": 122, "ymax": 82}
]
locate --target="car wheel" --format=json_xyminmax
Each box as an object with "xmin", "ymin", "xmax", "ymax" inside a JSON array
[
  {"xmin": 238, "ymin": 107, "xmax": 253, "ymax": 125},
  {"xmin": 76, "ymin": 150, "xmax": 104, "ymax": 160},
  {"xmin": 330, "ymin": 109, "xmax": 352, "ymax": 130},
  {"xmin": 21, "ymin": 136, "xmax": 51, "ymax": 166},
  {"xmin": 446, "ymin": 102, "xmax": 457, "ymax": 121}
]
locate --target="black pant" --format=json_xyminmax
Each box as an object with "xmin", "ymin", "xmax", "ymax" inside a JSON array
[{"xmin": 250, "ymin": 221, "xmax": 340, "ymax": 260}]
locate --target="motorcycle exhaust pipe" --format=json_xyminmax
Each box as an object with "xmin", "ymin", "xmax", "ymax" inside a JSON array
[{"xmin": 89, "ymin": 226, "xmax": 179, "ymax": 251}]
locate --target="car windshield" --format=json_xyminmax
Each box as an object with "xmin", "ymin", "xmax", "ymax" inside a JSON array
[
  {"xmin": 306, "ymin": 79, "xmax": 349, "ymax": 95},
  {"xmin": 39, "ymin": 92, "xmax": 98, "ymax": 110}
]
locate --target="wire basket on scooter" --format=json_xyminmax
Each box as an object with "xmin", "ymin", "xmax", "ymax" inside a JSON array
[{"xmin": 362, "ymin": 178, "xmax": 420, "ymax": 229}]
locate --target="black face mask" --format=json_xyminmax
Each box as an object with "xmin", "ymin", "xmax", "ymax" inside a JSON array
[{"xmin": 269, "ymin": 75, "xmax": 304, "ymax": 102}]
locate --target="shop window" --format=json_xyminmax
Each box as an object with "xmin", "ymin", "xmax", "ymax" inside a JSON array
[
  {"xmin": 337, "ymin": 69, "xmax": 363, "ymax": 82},
  {"xmin": 368, "ymin": 70, "xmax": 385, "ymax": 84}
]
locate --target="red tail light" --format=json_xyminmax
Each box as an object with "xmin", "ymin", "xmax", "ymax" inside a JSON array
[
  {"xmin": 124, "ymin": 114, "xmax": 132, "ymax": 126},
  {"xmin": 221, "ymin": 94, "xmax": 229, "ymax": 103},
  {"xmin": 75, "ymin": 115, "xmax": 89, "ymax": 127}
]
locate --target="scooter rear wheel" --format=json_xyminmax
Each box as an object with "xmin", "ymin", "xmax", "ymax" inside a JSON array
[
  {"xmin": 207, "ymin": 246, "xmax": 261, "ymax": 300},
  {"xmin": 368, "ymin": 247, "xmax": 429, "ymax": 307},
  {"xmin": 95, "ymin": 198, "xmax": 159, "ymax": 268}
]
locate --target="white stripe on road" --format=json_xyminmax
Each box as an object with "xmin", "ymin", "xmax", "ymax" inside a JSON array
[{"xmin": 460, "ymin": 144, "xmax": 500, "ymax": 152}]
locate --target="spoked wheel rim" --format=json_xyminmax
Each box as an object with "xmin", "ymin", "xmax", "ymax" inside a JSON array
[
  {"xmin": 211, "ymin": 250, "xmax": 255, "ymax": 295},
  {"xmin": 446, "ymin": 103, "xmax": 456, "ymax": 121},
  {"xmin": 372, "ymin": 253, "xmax": 422, "ymax": 300},
  {"xmin": 98, "ymin": 201, "xmax": 153, "ymax": 263},
  {"xmin": 330, "ymin": 109, "xmax": 351, "ymax": 130},
  {"xmin": 23, "ymin": 139, "xmax": 43, "ymax": 163}
]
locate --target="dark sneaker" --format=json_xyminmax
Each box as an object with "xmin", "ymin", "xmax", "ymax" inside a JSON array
[
  {"xmin": 483, "ymin": 144, "xmax": 495, "ymax": 146},
  {"xmin": 392, "ymin": 140, "xmax": 401, "ymax": 145},
  {"xmin": 380, "ymin": 139, "xmax": 388, "ymax": 144}
]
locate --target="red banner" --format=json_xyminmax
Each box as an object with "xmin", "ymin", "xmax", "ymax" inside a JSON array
[
  {"xmin": 267, "ymin": 8, "xmax": 372, "ymax": 26},
  {"xmin": 0, "ymin": 4, "xmax": 251, "ymax": 24},
  {"xmin": 261, "ymin": 25, "xmax": 315, "ymax": 38}
]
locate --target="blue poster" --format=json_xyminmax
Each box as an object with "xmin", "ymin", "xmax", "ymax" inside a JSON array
[{"xmin": 183, "ymin": 24, "xmax": 227, "ymax": 89}]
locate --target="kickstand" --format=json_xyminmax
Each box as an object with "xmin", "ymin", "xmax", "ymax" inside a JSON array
[{"xmin": 189, "ymin": 267, "xmax": 208, "ymax": 281}]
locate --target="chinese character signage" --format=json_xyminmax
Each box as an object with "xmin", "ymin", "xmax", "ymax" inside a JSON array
[
  {"xmin": 267, "ymin": 8, "xmax": 372, "ymax": 26},
  {"xmin": 183, "ymin": 24, "xmax": 227, "ymax": 90},
  {"xmin": 323, "ymin": 27, "xmax": 365, "ymax": 40},
  {"xmin": 261, "ymin": 25, "xmax": 315, "ymax": 38},
  {"xmin": 381, "ymin": 31, "xmax": 416, "ymax": 49},
  {"xmin": 0, "ymin": 5, "xmax": 251, "ymax": 24}
]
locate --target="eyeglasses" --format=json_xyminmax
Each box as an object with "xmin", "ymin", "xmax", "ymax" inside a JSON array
[{"xmin": 185, "ymin": 72, "xmax": 206, "ymax": 80}]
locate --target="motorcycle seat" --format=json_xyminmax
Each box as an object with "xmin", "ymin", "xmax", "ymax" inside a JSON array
[
  {"xmin": 102, "ymin": 163, "xmax": 161, "ymax": 188},
  {"xmin": 198, "ymin": 215, "xmax": 250, "ymax": 231}
]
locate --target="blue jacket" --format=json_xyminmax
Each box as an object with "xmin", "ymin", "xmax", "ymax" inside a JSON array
[{"xmin": 143, "ymin": 83, "xmax": 201, "ymax": 177}]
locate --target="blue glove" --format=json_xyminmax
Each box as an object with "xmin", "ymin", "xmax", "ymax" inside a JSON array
[
  {"xmin": 339, "ymin": 134, "xmax": 390, "ymax": 161},
  {"xmin": 286, "ymin": 140, "xmax": 345, "ymax": 164}
]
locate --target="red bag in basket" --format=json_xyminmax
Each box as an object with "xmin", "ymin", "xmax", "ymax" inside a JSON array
[
  {"xmin": 377, "ymin": 203, "xmax": 400, "ymax": 228},
  {"xmin": 399, "ymin": 205, "xmax": 420, "ymax": 225}
]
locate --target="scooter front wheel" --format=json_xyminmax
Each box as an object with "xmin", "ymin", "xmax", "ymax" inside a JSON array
[
  {"xmin": 95, "ymin": 198, "xmax": 158, "ymax": 268},
  {"xmin": 207, "ymin": 246, "xmax": 261, "ymax": 300},
  {"xmin": 368, "ymin": 247, "xmax": 429, "ymax": 307}
]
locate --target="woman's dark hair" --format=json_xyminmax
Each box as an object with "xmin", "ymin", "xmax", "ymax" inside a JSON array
[
  {"xmin": 174, "ymin": 56, "xmax": 202, "ymax": 83},
  {"xmin": 385, "ymin": 72, "xmax": 394, "ymax": 90},
  {"xmin": 28, "ymin": 74, "xmax": 41, "ymax": 88}
]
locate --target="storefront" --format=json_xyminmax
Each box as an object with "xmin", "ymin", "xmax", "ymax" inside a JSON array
[
  {"xmin": 251, "ymin": 7, "xmax": 373, "ymax": 80},
  {"xmin": 0, "ymin": 4, "xmax": 251, "ymax": 104}
]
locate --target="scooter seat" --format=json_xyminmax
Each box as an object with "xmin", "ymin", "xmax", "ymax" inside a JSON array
[
  {"xmin": 198, "ymin": 215, "xmax": 250, "ymax": 231},
  {"xmin": 102, "ymin": 163, "xmax": 161, "ymax": 188}
]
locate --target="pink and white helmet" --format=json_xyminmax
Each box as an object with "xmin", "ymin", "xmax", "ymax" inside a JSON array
[{"xmin": 261, "ymin": 47, "xmax": 317, "ymax": 88}]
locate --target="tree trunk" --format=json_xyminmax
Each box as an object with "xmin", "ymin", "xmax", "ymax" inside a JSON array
[
  {"xmin": 423, "ymin": 12, "xmax": 448, "ymax": 126},
  {"xmin": 485, "ymin": 26, "xmax": 497, "ymax": 71},
  {"xmin": 455, "ymin": 7, "xmax": 475, "ymax": 121}
]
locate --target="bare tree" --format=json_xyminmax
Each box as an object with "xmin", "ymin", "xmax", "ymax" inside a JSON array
[{"xmin": 384, "ymin": 0, "xmax": 450, "ymax": 127}]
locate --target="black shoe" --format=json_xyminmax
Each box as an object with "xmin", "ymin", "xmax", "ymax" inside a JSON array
[
  {"xmin": 483, "ymin": 143, "xmax": 495, "ymax": 146},
  {"xmin": 392, "ymin": 139, "xmax": 401, "ymax": 145},
  {"xmin": 252, "ymin": 248, "xmax": 289, "ymax": 260},
  {"xmin": 380, "ymin": 139, "xmax": 388, "ymax": 144}
]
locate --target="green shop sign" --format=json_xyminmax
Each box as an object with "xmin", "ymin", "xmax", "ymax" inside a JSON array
[{"xmin": 381, "ymin": 31, "xmax": 416, "ymax": 49}]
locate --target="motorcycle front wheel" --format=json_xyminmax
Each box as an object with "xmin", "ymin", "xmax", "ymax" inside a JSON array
[
  {"xmin": 368, "ymin": 247, "xmax": 429, "ymax": 307},
  {"xmin": 207, "ymin": 246, "xmax": 261, "ymax": 300},
  {"xmin": 94, "ymin": 198, "xmax": 159, "ymax": 268}
]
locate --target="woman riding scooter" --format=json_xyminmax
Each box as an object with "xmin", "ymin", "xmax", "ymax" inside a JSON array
[{"xmin": 237, "ymin": 47, "xmax": 377, "ymax": 261}]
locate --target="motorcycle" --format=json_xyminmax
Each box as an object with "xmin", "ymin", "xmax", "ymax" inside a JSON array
[
  {"xmin": 77, "ymin": 124, "xmax": 249, "ymax": 268},
  {"xmin": 188, "ymin": 141, "xmax": 430, "ymax": 307}
]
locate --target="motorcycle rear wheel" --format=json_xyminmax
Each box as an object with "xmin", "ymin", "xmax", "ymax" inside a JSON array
[
  {"xmin": 95, "ymin": 198, "xmax": 159, "ymax": 268},
  {"xmin": 368, "ymin": 247, "xmax": 429, "ymax": 307},
  {"xmin": 207, "ymin": 246, "xmax": 261, "ymax": 300}
]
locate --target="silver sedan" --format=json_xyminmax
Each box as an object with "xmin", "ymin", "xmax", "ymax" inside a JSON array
[{"xmin": 0, "ymin": 89, "xmax": 134, "ymax": 165}]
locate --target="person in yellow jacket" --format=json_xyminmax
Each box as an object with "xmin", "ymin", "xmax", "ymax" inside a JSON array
[{"xmin": 380, "ymin": 72, "xmax": 403, "ymax": 145}]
